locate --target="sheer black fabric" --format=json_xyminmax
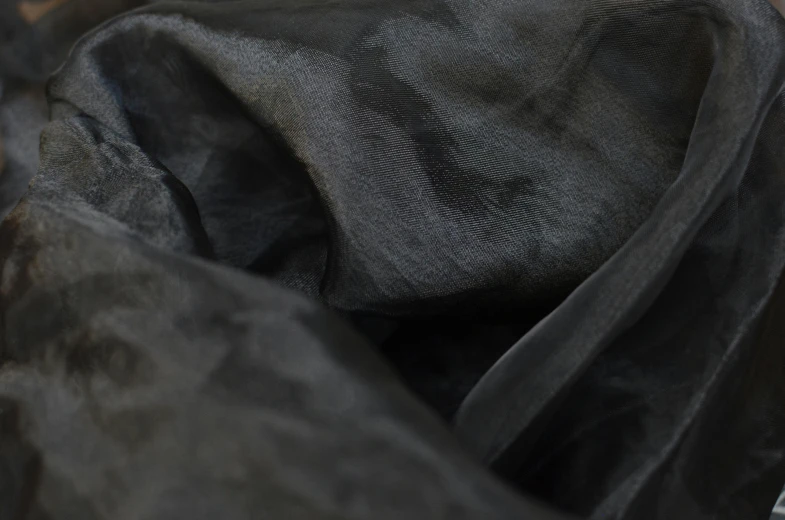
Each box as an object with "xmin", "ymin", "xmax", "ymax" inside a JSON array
[
  {"xmin": 0, "ymin": 1, "xmax": 784, "ymax": 519},
  {"xmin": 0, "ymin": 0, "xmax": 167, "ymax": 218}
]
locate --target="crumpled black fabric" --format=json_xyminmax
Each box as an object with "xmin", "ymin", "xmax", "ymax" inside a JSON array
[
  {"xmin": 0, "ymin": 0, "xmax": 167, "ymax": 218},
  {"xmin": 1, "ymin": 0, "xmax": 785, "ymax": 519}
]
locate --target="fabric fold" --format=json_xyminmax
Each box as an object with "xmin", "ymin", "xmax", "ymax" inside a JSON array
[{"xmin": 0, "ymin": 0, "xmax": 784, "ymax": 519}]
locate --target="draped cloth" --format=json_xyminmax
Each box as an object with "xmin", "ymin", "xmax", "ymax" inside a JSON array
[{"xmin": 0, "ymin": 1, "xmax": 784, "ymax": 519}]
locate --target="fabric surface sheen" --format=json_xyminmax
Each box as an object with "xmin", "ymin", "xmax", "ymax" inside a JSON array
[{"xmin": 0, "ymin": 0, "xmax": 784, "ymax": 519}]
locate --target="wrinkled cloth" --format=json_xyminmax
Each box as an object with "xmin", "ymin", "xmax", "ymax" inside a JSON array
[
  {"xmin": 774, "ymin": 491, "xmax": 785, "ymax": 519},
  {"xmin": 0, "ymin": 0, "xmax": 163, "ymax": 218},
  {"xmin": 1, "ymin": 0, "xmax": 785, "ymax": 519}
]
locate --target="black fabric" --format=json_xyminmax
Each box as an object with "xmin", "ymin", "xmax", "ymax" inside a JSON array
[
  {"xmin": 774, "ymin": 490, "xmax": 785, "ymax": 519},
  {"xmin": 0, "ymin": 0, "xmax": 165, "ymax": 219},
  {"xmin": 1, "ymin": 0, "xmax": 785, "ymax": 519}
]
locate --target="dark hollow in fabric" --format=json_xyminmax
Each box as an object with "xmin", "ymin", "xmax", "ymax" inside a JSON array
[{"xmin": 0, "ymin": 0, "xmax": 784, "ymax": 519}]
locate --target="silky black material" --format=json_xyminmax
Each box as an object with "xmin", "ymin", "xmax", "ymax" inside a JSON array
[{"xmin": 1, "ymin": 0, "xmax": 785, "ymax": 519}]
